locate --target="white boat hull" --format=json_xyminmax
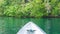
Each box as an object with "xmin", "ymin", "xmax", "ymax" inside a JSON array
[{"xmin": 17, "ymin": 22, "xmax": 46, "ymax": 34}]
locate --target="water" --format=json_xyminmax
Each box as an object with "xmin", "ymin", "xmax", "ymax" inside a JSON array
[
  {"xmin": 17, "ymin": 22, "xmax": 46, "ymax": 34},
  {"xmin": 0, "ymin": 17, "xmax": 60, "ymax": 34}
]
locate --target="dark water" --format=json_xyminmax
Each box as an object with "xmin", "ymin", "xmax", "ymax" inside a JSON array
[{"xmin": 0, "ymin": 17, "xmax": 60, "ymax": 34}]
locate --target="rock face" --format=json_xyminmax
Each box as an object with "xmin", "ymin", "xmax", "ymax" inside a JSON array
[{"xmin": 17, "ymin": 22, "xmax": 46, "ymax": 34}]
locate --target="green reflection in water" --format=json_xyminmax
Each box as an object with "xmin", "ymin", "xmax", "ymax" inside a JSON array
[{"xmin": 0, "ymin": 17, "xmax": 60, "ymax": 34}]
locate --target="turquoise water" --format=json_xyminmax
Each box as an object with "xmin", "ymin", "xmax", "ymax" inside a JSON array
[{"xmin": 0, "ymin": 17, "xmax": 60, "ymax": 34}]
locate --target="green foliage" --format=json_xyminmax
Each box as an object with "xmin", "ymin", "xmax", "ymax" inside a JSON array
[
  {"xmin": 0, "ymin": 0, "xmax": 60, "ymax": 17},
  {"xmin": 4, "ymin": 6, "xmax": 16, "ymax": 16},
  {"xmin": 0, "ymin": 0, "xmax": 6, "ymax": 6},
  {"xmin": 51, "ymin": 2, "xmax": 60, "ymax": 16}
]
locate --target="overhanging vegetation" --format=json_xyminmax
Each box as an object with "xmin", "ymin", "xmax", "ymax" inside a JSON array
[{"xmin": 0, "ymin": 0, "xmax": 60, "ymax": 18}]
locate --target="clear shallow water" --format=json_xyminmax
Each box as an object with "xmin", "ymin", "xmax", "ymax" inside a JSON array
[{"xmin": 0, "ymin": 17, "xmax": 60, "ymax": 34}]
